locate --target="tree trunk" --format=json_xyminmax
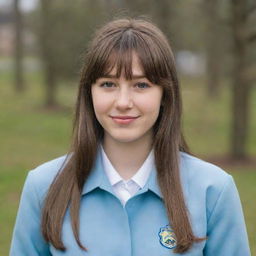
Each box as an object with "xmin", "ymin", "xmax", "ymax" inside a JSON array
[
  {"xmin": 14, "ymin": 0, "xmax": 24, "ymax": 92},
  {"xmin": 230, "ymin": 0, "xmax": 250, "ymax": 159},
  {"xmin": 40, "ymin": 0, "xmax": 57, "ymax": 108},
  {"xmin": 45, "ymin": 59, "xmax": 57, "ymax": 107},
  {"xmin": 204, "ymin": 0, "xmax": 221, "ymax": 98},
  {"xmin": 151, "ymin": 0, "xmax": 171, "ymax": 39}
]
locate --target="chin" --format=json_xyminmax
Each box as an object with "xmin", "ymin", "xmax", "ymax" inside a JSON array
[
  {"xmin": 110, "ymin": 133, "xmax": 142, "ymax": 144},
  {"xmin": 113, "ymin": 137, "xmax": 140, "ymax": 144}
]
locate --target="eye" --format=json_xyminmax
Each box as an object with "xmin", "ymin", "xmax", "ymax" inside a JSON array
[
  {"xmin": 100, "ymin": 81, "xmax": 115, "ymax": 88},
  {"xmin": 136, "ymin": 82, "xmax": 150, "ymax": 89}
]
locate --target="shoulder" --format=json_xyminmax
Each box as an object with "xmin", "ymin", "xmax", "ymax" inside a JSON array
[
  {"xmin": 179, "ymin": 153, "xmax": 250, "ymax": 253},
  {"xmin": 180, "ymin": 151, "xmax": 231, "ymax": 186},
  {"xmin": 179, "ymin": 152, "xmax": 234, "ymax": 210},
  {"xmin": 179, "ymin": 152, "xmax": 240, "ymax": 220},
  {"xmin": 25, "ymin": 155, "xmax": 69, "ymax": 203},
  {"xmin": 29, "ymin": 154, "xmax": 68, "ymax": 179}
]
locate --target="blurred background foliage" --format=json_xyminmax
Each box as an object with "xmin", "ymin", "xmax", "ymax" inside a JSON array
[{"xmin": 0, "ymin": 0, "xmax": 255, "ymax": 254}]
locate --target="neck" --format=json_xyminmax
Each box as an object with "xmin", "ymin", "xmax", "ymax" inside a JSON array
[{"xmin": 102, "ymin": 132, "xmax": 153, "ymax": 180}]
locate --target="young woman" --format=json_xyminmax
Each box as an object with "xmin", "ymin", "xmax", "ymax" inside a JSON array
[{"xmin": 10, "ymin": 18, "xmax": 250, "ymax": 255}]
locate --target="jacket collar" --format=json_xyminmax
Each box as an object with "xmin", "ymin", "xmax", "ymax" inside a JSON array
[
  {"xmin": 81, "ymin": 148, "xmax": 187, "ymax": 200},
  {"xmin": 81, "ymin": 147, "xmax": 115, "ymax": 196}
]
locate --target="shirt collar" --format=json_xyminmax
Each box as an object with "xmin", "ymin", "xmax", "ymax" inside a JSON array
[
  {"xmin": 81, "ymin": 146, "xmax": 187, "ymax": 200},
  {"xmin": 100, "ymin": 144, "xmax": 154, "ymax": 189},
  {"xmin": 130, "ymin": 150, "xmax": 154, "ymax": 188},
  {"xmin": 100, "ymin": 145, "xmax": 122, "ymax": 186}
]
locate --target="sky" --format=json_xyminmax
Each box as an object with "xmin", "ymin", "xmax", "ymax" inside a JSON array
[{"xmin": 0, "ymin": 0, "xmax": 39, "ymax": 12}]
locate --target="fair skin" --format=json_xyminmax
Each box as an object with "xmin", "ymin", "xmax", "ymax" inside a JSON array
[{"xmin": 91, "ymin": 53, "xmax": 163, "ymax": 179}]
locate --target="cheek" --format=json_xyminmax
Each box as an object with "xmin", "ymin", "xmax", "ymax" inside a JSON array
[
  {"xmin": 141, "ymin": 102, "xmax": 160, "ymax": 115},
  {"xmin": 138, "ymin": 92, "xmax": 162, "ymax": 115},
  {"xmin": 92, "ymin": 92, "xmax": 111, "ymax": 115}
]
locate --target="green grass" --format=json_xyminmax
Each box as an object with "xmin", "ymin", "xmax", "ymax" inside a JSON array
[
  {"xmin": 181, "ymin": 76, "xmax": 256, "ymax": 156},
  {"xmin": 232, "ymin": 169, "xmax": 256, "ymax": 252},
  {"xmin": 0, "ymin": 71, "xmax": 255, "ymax": 255}
]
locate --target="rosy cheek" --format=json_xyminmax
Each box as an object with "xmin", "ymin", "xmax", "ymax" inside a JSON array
[
  {"xmin": 93, "ymin": 95, "xmax": 112, "ymax": 114},
  {"xmin": 138, "ymin": 97, "xmax": 161, "ymax": 113}
]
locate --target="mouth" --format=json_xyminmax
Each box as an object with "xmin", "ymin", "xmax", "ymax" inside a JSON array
[{"xmin": 110, "ymin": 116, "xmax": 139, "ymax": 124}]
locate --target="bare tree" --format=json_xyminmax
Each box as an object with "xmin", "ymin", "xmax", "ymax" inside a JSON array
[
  {"xmin": 13, "ymin": 0, "xmax": 24, "ymax": 92},
  {"xmin": 230, "ymin": 0, "xmax": 256, "ymax": 159}
]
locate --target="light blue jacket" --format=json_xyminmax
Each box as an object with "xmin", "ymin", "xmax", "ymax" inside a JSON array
[{"xmin": 10, "ymin": 151, "xmax": 251, "ymax": 255}]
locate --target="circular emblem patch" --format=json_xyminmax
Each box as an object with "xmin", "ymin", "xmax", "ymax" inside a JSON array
[{"xmin": 158, "ymin": 224, "xmax": 177, "ymax": 249}]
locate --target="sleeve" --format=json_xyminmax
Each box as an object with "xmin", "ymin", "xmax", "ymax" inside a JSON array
[
  {"xmin": 203, "ymin": 175, "xmax": 251, "ymax": 256},
  {"xmin": 9, "ymin": 171, "xmax": 51, "ymax": 256}
]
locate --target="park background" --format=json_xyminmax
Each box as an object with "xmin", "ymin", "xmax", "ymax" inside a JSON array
[{"xmin": 0, "ymin": 0, "xmax": 255, "ymax": 255}]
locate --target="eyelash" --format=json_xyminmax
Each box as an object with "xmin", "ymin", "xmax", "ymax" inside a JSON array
[
  {"xmin": 100, "ymin": 81, "xmax": 150, "ymax": 89},
  {"xmin": 100, "ymin": 82, "xmax": 115, "ymax": 88},
  {"xmin": 136, "ymin": 82, "xmax": 150, "ymax": 89}
]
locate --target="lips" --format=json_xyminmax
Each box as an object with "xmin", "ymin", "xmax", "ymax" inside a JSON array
[
  {"xmin": 111, "ymin": 116, "xmax": 138, "ymax": 119},
  {"xmin": 110, "ymin": 116, "xmax": 139, "ymax": 124}
]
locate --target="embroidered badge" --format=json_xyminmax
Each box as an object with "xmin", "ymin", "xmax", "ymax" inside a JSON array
[{"xmin": 158, "ymin": 224, "xmax": 177, "ymax": 249}]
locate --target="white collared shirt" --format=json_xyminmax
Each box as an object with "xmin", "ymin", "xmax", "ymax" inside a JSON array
[{"xmin": 100, "ymin": 145, "xmax": 154, "ymax": 206}]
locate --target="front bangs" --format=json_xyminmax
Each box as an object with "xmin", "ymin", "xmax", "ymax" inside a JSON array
[
  {"xmin": 102, "ymin": 49, "xmax": 134, "ymax": 80},
  {"xmin": 96, "ymin": 31, "xmax": 167, "ymax": 84}
]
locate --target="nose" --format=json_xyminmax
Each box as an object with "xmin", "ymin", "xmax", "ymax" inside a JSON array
[{"xmin": 115, "ymin": 87, "xmax": 133, "ymax": 110}]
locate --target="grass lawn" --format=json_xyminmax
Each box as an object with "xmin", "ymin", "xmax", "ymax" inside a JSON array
[{"xmin": 0, "ymin": 71, "xmax": 255, "ymax": 255}]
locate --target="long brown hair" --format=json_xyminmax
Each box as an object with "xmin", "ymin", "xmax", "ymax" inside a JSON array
[{"xmin": 41, "ymin": 18, "xmax": 203, "ymax": 254}]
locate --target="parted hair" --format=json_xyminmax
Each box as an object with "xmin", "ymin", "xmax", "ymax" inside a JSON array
[{"xmin": 41, "ymin": 17, "xmax": 204, "ymax": 254}]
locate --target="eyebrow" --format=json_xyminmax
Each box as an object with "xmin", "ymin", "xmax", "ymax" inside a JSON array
[{"xmin": 101, "ymin": 74, "xmax": 147, "ymax": 79}]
